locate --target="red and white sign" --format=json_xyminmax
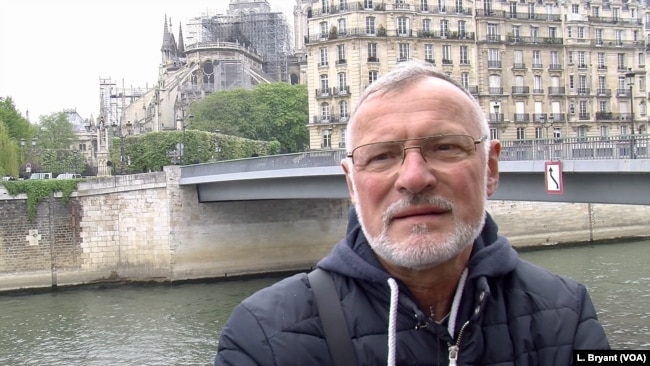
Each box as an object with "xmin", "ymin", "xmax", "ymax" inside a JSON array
[{"xmin": 544, "ymin": 161, "xmax": 563, "ymax": 194}]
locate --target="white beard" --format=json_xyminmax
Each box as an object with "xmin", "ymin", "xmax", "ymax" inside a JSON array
[{"xmin": 355, "ymin": 193, "xmax": 486, "ymax": 270}]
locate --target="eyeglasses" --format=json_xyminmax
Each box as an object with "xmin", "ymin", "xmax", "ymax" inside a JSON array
[{"xmin": 347, "ymin": 134, "xmax": 487, "ymax": 173}]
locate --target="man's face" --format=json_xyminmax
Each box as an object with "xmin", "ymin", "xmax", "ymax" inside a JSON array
[{"xmin": 342, "ymin": 77, "xmax": 500, "ymax": 270}]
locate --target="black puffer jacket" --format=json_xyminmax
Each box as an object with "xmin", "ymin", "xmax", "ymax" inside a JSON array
[{"xmin": 215, "ymin": 209, "xmax": 609, "ymax": 365}]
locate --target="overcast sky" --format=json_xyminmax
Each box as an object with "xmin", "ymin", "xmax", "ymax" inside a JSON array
[{"xmin": 0, "ymin": 0, "xmax": 296, "ymax": 123}]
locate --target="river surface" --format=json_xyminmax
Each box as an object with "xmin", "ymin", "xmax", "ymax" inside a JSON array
[{"xmin": 1, "ymin": 239, "xmax": 648, "ymax": 365}]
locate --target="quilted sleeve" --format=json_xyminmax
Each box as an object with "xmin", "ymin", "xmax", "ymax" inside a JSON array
[
  {"xmin": 573, "ymin": 283, "xmax": 610, "ymax": 350},
  {"xmin": 215, "ymin": 302, "xmax": 275, "ymax": 366}
]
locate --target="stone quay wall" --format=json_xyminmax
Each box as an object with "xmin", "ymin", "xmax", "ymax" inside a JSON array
[{"xmin": 0, "ymin": 166, "xmax": 648, "ymax": 292}]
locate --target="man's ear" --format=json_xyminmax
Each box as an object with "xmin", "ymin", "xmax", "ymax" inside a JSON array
[
  {"xmin": 486, "ymin": 140, "xmax": 501, "ymax": 197},
  {"xmin": 341, "ymin": 159, "xmax": 357, "ymax": 204}
]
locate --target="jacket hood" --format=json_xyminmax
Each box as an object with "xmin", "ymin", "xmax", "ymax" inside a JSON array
[{"xmin": 317, "ymin": 207, "xmax": 519, "ymax": 281}]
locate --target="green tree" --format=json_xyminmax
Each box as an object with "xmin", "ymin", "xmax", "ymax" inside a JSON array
[
  {"xmin": 26, "ymin": 112, "xmax": 81, "ymax": 175},
  {"xmin": 251, "ymin": 83, "xmax": 309, "ymax": 153},
  {"xmin": 108, "ymin": 130, "xmax": 275, "ymax": 174},
  {"xmin": 0, "ymin": 122, "xmax": 19, "ymax": 177},
  {"xmin": 189, "ymin": 83, "xmax": 309, "ymax": 153},
  {"xmin": 34, "ymin": 112, "xmax": 76, "ymax": 149},
  {"xmin": 0, "ymin": 96, "xmax": 34, "ymax": 140}
]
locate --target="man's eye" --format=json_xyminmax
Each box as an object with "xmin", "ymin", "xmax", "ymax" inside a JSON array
[{"xmin": 368, "ymin": 152, "xmax": 399, "ymax": 163}]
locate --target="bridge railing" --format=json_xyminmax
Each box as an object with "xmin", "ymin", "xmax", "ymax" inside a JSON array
[
  {"xmin": 181, "ymin": 135, "xmax": 649, "ymax": 178},
  {"xmin": 181, "ymin": 150, "xmax": 349, "ymax": 177},
  {"xmin": 499, "ymin": 134, "xmax": 649, "ymax": 161}
]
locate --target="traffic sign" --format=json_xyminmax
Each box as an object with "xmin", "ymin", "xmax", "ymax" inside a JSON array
[{"xmin": 544, "ymin": 161, "xmax": 563, "ymax": 194}]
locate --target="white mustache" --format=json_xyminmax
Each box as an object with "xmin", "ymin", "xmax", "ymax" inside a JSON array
[{"xmin": 383, "ymin": 194, "xmax": 454, "ymax": 225}]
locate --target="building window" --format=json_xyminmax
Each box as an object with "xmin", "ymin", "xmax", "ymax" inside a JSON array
[
  {"xmin": 440, "ymin": 20, "xmax": 449, "ymax": 37},
  {"xmin": 368, "ymin": 43, "xmax": 377, "ymax": 61},
  {"xmin": 364, "ymin": 0, "xmax": 373, "ymax": 9},
  {"xmin": 490, "ymin": 127, "xmax": 499, "ymax": 140},
  {"xmin": 459, "ymin": 46, "xmax": 469, "ymax": 65},
  {"xmin": 369, "ymin": 70, "xmax": 378, "ymax": 84},
  {"xmin": 322, "ymin": 0, "xmax": 330, "ymax": 12},
  {"xmin": 339, "ymin": 128, "xmax": 347, "ymax": 148},
  {"xmin": 534, "ymin": 75, "xmax": 542, "ymax": 92},
  {"xmin": 527, "ymin": 3, "xmax": 535, "ymax": 18},
  {"xmin": 320, "ymin": 22, "xmax": 329, "ymax": 39},
  {"xmin": 460, "ymin": 72, "xmax": 469, "ymax": 89},
  {"xmin": 337, "ymin": 72, "xmax": 347, "ymax": 92},
  {"xmin": 516, "ymin": 127, "xmax": 526, "ymax": 140},
  {"xmin": 337, "ymin": 44, "xmax": 346, "ymax": 63},
  {"xmin": 424, "ymin": 44, "xmax": 434, "ymax": 62},
  {"xmin": 422, "ymin": 18, "xmax": 431, "ymax": 33},
  {"xmin": 397, "ymin": 17, "xmax": 409, "ymax": 36},
  {"xmin": 597, "ymin": 52, "xmax": 605, "ymax": 68},
  {"xmin": 487, "ymin": 23, "xmax": 498, "ymax": 41},
  {"xmin": 319, "ymin": 48, "xmax": 328, "ymax": 66},
  {"xmin": 600, "ymin": 125, "xmax": 609, "ymax": 137},
  {"xmin": 442, "ymin": 45, "xmax": 452, "ymax": 64},
  {"xmin": 339, "ymin": 101, "xmax": 348, "ymax": 119},
  {"xmin": 320, "ymin": 74, "xmax": 329, "ymax": 93},
  {"xmin": 617, "ymin": 53, "xmax": 625, "ymax": 70},
  {"xmin": 320, "ymin": 103, "xmax": 330, "ymax": 121},
  {"xmin": 421, "ymin": 0, "xmax": 429, "ymax": 11},
  {"xmin": 577, "ymin": 51, "xmax": 585, "ymax": 67},
  {"xmin": 366, "ymin": 17, "xmax": 375, "ymax": 35},
  {"xmin": 398, "ymin": 43, "xmax": 410, "ymax": 61},
  {"xmin": 322, "ymin": 129, "xmax": 332, "ymax": 148},
  {"xmin": 438, "ymin": 0, "xmax": 447, "ymax": 12},
  {"xmin": 338, "ymin": 18, "xmax": 346, "ymax": 34}
]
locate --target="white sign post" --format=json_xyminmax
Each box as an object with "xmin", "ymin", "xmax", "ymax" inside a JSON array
[{"xmin": 544, "ymin": 161, "xmax": 563, "ymax": 194}]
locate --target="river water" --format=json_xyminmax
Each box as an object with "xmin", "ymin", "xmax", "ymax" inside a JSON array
[{"xmin": 1, "ymin": 239, "xmax": 648, "ymax": 365}]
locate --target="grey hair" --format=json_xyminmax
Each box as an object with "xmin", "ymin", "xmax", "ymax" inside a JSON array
[{"xmin": 346, "ymin": 61, "xmax": 489, "ymax": 154}]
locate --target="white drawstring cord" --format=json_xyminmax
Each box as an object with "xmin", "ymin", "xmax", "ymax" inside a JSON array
[
  {"xmin": 448, "ymin": 268, "xmax": 468, "ymax": 338},
  {"xmin": 387, "ymin": 278, "xmax": 399, "ymax": 366}
]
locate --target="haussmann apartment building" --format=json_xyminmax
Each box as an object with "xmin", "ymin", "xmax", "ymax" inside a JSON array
[{"xmin": 299, "ymin": 0, "xmax": 650, "ymax": 151}]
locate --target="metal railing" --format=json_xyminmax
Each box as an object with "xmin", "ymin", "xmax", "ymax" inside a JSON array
[
  {"xmin": 181, "ymin": 136, "xmax": 650, "ymax": 179},
  {"xmin": 499, "ymin": 135, "xmax": 649, "ymax": 161}
]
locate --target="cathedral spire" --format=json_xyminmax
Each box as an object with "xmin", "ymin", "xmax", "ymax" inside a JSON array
[
  {"xmin": 161, "ymin": 15, "xmax": 177, "ymax": 65},
  {"xmin": 177, "ymin": 22, "xmax": 185, "ymax": 55}
]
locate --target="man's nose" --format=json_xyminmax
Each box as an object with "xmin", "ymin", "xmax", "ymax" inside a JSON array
[{"xmin": 396, "ymin": 147, "xmax": 437, "ymax": 194}]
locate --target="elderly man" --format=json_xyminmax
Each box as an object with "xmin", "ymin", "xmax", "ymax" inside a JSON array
[{"xmin": 215, "ymin": 61, "xmax": 609, "ymax": 366}]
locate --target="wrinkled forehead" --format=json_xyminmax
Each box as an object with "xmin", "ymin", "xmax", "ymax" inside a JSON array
[{"xmin": 347, "ymin": 77, "xmax": 483, "ymax": 145}]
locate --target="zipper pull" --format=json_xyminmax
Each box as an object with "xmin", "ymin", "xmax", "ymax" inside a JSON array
[{"xmin": 448, "ymin": 344, "xmax": 458, "ymax": 366}]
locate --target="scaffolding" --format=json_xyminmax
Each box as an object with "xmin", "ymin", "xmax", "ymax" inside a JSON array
[
  {"xmin": 98, "ymin": 77, "xmax": 146, "ymax": 128},
  {"xmin": 185, "ymin": 3, "xmax": 292, "ymax": 83}
]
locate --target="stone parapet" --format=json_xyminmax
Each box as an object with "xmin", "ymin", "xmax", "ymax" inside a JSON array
[{"xmin": 0, "ymin": 167, "xmax": 648, "ymax": 292}]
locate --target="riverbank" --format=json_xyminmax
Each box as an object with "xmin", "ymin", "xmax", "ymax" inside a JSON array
[
  {"xmin": 1, "ymin": 169, "xmax": 648, "ymax": 293},
  {"xmin": 2, "ymin": 235, "xmax": 649, "ymax": 296}
]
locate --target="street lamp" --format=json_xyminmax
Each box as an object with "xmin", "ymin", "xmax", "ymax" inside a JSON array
[{"xmin": 625, "ymin": 69, "xmax": 636, "ymax": 159}]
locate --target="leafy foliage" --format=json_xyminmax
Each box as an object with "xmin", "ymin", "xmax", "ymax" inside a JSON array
[
  {"xmin": 188, "ymin": 83, "xmax": 309, "ymax": 153},
  {"xmin": 15, "ymin": 112, "xmax": 85, "ymax": 176},
  {"xmin": 0, "ymin": 97, "xmax": 34, "ymax": 177},
  {"xmin": 108, "ymin": 130, "xmax": 275, "ymax": 174},
  {"xmin": 34, "ymin": 112, "xmax": 77, "ymax": 149},
  {"xmin": 0, "ymin": 122, "xmax": 19, "ymax": 177},
  {"xmin": 1, "ymin": 179, "xmax": 79, "ymax": 222},
  {"xmin": 0, "ymin": 97, "xmax": 34, "ymax": 140}
]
